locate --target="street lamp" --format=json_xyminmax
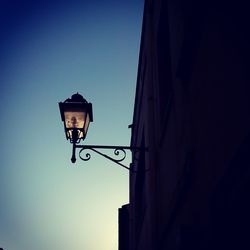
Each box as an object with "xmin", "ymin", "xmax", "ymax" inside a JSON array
[
  {"xmin": 59, "ymin": 93, "xmax": 146, "ymax": 171},
  {"xmin": 59, "ymin": 93, "xmax": 93, "ymax": 144}
]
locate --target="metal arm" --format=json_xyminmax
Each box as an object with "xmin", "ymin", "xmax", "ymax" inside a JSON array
[{"xmin": 71, "ymin": 143, "xmax": 147, "ymax": 172}]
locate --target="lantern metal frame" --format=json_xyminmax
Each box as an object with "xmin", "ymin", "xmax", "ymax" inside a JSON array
[{"xmin": 59, "ymin": 93, "xmax": 93, "ymax": 143}]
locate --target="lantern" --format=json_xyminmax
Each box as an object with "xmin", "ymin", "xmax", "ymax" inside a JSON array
[{"xmin": 59, "ymin": 93, "xmax": 93, "ymax": 144}]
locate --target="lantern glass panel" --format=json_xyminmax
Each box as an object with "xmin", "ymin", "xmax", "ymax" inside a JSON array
[
  {"xmin": 84, "ymin": 112, "xmax": 90, "ymax": 134},
  {"xmin": 64, "ymin": 111, "xmax": 86, "ymax": 129}
]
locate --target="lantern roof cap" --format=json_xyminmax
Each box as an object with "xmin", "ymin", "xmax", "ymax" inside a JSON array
[{"xmin": 65, "ymin": 92, "xmax": 87, "ymax": 103}]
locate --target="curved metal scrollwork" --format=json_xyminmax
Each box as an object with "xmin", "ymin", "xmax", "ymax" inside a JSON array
[
  {"xmin": 79, "ymin": 149, "xmax": 91, "ymax": 161},
  {"xmin": 78, "ymin": 147, "xmax": 130, "ymax": 170},
  {"xmin": 72, "ymin": 144, "xmax": 147, "ymax": 172},
  {"xmin": 113, "ymin": 148, "xmax": 126, "ymax": 162}
]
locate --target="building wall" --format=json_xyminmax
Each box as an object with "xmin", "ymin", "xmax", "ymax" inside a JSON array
[
  {"xmin": 119, "ymin": 0, "xmax": 250, "ymax": 250},
  {"xmin": 119, "ymin": 204, "xmax": 130, "ymax": 250}
]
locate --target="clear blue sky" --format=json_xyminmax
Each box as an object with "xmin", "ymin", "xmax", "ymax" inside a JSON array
[{"xmin": 0, "ymin": 1, "xmax": 143, "ymax": 249}]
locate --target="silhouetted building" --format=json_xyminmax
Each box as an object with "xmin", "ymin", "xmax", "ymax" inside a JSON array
[
  {"xmin": 119, "ymin": 0, "xmax": 250, "ymax": 250},
  {"xmin": 119, "ymin": 204, "xmax": 130, "ymax": 250}
]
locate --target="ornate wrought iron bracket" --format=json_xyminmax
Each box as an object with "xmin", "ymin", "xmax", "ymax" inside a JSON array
[{"xmin": 71, "ymin": 144, "xmax": 147, "ymax": 172}]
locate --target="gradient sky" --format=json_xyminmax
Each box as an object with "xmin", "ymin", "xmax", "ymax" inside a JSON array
[{"xmin": 0, "ymin": 1, "xmax": 143, "ymax": 249}]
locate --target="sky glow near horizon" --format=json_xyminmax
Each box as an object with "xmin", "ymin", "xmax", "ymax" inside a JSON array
[{"xmin": 0, "ymin": 1, "xmax": 143, "ymax": 249}]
